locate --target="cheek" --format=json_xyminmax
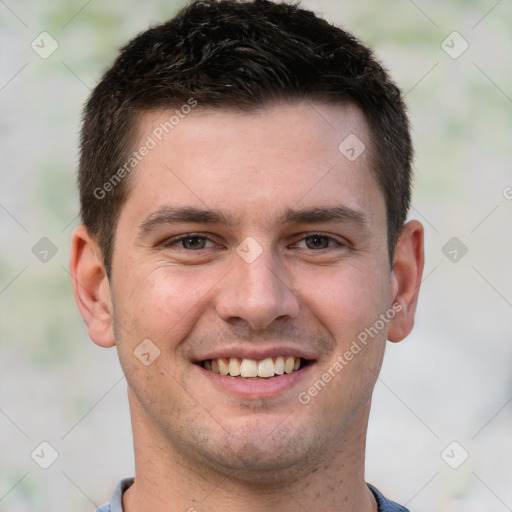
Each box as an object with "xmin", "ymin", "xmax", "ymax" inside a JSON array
[
  {"xmin": 296, "ymin": 259, "xmax": 391, "ymax": 339},
  {"xmin": 113, "ymin": 264, "xmax": 222, "ymax": 349}
]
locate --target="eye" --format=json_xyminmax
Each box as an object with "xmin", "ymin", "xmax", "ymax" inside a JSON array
[
  {"xmin": 181, "ymin": 236, "xmax": 207, "ymax": 250},
  {"xmin": 304, "ymin": 235, "xmax": 332, "ymax": 249},
  {"xmin": 165, "ymin": 235, "xmax": 215, "ymax": 250},
  {"xmin": 292, "ymin": 233, "xmax": 343, "ymax": 250}
]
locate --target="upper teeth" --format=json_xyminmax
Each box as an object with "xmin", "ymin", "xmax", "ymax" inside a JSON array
[{"xmin": 204, "ymin": 356, "xmax": 302, "ymax": 378}]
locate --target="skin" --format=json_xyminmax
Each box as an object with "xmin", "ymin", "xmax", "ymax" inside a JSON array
[{"xmin": 70, "ymin": 101, "xmax": 424, "ymax": 512}]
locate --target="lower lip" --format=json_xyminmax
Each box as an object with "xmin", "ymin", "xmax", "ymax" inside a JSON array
[{"xmin": 197, "ymin": 364, "xmax": 314, "ymax": 400}]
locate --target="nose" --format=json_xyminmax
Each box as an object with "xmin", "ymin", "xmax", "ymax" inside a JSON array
[{"xmin": 215, "ymin": 248, "xmax": 300, "ymax": 331}]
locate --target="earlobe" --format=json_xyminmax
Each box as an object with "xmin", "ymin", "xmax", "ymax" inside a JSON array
[
  {"xmin": 387, "ymin": 220, "xmax": 424, "ymax": 343},
  {"xmin": 70, "ymin": 225, "xmax": 115, "ymax": 348}
]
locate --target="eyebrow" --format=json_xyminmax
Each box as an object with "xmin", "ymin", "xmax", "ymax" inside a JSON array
[
  {"xmin": 137, "ymin": 206, "xmax": 237, "ymax": 237},
  {"xmin": 280, "ymin": 206, "xmax": 369, "ymax": 227},
  {"xmin": 137, "ymin": 204, "xmax": 370, "ymax": 238}
]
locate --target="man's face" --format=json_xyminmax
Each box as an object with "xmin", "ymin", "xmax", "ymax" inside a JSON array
[{"xmin": 109, "ymin": 101, "xmax": 393, "ymax": 481}]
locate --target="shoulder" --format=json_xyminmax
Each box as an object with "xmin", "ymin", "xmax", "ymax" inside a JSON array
[{"xmin": 368, "ymin": 483, "xmax": 410, "ymax": 512}]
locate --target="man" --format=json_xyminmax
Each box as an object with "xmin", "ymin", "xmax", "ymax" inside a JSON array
[{"xmin": 70, "ymin": 1, "xmax": 424, "ymax": 510}]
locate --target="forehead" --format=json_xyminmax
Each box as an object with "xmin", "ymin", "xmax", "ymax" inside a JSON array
[{"xmin": 123, "ymin": 101, "xmax": 385, "ymax": 229}]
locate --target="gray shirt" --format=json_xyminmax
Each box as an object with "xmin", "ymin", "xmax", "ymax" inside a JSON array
[{"xmin": 96, "ymin": 479, "xmax": 410, "ymax": 511}]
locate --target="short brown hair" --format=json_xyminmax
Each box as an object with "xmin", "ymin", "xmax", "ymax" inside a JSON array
[{"xmin": 79, "ymin": 0, "xmax": 413, "ymax": 276}]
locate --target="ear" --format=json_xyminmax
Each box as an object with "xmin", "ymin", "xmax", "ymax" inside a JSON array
[
  {"xmin": 70, "ymin": 225, "xmax": 115, "ymax": 348},
  {"xmin": 387, "ymin": 220, "xmax": 424, "ymax": 343}
]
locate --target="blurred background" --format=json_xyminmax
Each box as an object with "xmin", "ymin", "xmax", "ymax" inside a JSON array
[{"xmin": 0, "ymin": 0, "xmax": 511, "ymax": 510}]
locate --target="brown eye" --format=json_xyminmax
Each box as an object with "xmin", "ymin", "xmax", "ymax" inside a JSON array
[
  {"xmin": 304, "ymin": 235, "xmax": 331, "ymax": 249},
  {"xmin": 180, "ymin": 236, "xmax": 207, "ymax": 249}
]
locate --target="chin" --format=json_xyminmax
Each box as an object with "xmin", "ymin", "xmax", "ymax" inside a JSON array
[{"xmin": 193, "ymin": 424, "xmax": 329, "ymax": 487}]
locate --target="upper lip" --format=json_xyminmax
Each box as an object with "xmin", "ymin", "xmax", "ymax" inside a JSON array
[{"xmin": 193, "ymin": 345, "xmax": 317, "ymax": 363}]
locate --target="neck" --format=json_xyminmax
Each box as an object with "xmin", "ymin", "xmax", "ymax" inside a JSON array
[{"xmin": 123, "ymin": 391, "xmax": 377, "ymax": 512}]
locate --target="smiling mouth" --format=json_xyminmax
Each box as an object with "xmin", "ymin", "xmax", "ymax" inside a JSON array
[{"xmin": 201, "ymin": 356, "xmax": 312, "ymax": 379}]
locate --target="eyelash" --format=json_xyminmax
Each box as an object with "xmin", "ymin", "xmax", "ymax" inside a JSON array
[
  {"xmin": 162, "ymin": 233, "xmax": 217, "ymax": 250},
  {"xmin": 292, "ymin": 233, "xmax": 344, "ymax": 250},
  {"xmin": 162, "ymin": 232, "xmax": 344, "ymax": 251}
]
